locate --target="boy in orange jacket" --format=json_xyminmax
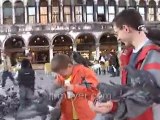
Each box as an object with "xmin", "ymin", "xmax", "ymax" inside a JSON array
[{"xmin": 51, "ymin": 54, "xmax": 98, "ymax": 120}]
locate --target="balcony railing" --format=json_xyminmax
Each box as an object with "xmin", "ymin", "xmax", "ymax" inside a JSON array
[
  {"xmin": 0, "ymin": 21, "xmax": 160, "ymax": 34},
  {"xmin": 0, "ymin": 22, "xmax": 113, "ymax": 34}
]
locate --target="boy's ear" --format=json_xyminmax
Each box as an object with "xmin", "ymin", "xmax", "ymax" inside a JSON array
[{"xmin": 68, "ymin": 63, "xmax": 73, "ymax": 68}]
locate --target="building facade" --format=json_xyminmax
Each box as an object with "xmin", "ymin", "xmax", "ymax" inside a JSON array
[{"xmin": 0, "ymin": 0, "xmax": 160, "ymax": 64}]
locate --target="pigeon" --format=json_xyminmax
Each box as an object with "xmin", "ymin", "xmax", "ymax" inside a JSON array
[
  {"xmin": 125, "ymin": 65, "xmax": 160, "ymax": 103},
  {"xmin": 71, "ymin": 51, "xmax": 93, "ymax": 67},
  {"xmin": 15, "ymin": 88, "xmax": 65, "ymax": 120}
]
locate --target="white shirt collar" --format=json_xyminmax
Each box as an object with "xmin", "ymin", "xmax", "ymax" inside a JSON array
[{"xmin": 133, "ymin": 39, "xmax": 150, "ymax": 53}]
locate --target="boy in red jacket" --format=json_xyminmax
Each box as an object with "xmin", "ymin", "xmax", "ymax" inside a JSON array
[{"xmin": 89, "ymin": 9, "xmax": 160, "ymax": 120}]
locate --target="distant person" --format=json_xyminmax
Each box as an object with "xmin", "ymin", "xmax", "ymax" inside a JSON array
[
  {"xmin": 16, "ymin": 59, "xmax": 35, "ymax": 110},
  {"xmin": 1, "ymin": 52, "xmax": 16, "ymax": 88}
]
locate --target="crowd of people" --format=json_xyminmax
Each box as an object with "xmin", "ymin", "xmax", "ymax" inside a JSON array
[
  {"xmin": 91, "ymin": 50, "xmax": 120, "ymax": 77},
  {"xmin": 0, "ymin": 9, "xmax": 160, "ymax": 120}
]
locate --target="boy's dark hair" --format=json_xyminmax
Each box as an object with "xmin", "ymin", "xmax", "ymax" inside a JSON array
[
  {"xmin": 51, "ymin": 54, "xmax": 72, "ymax": 72},
  {"xmin": 112, "ymin": 9, "xmax": 143, "ymax": 31},
  {"xmin": 21, "ymin": 58, "xmax": 32, "ymax": 69},
  {"xmin": 113, "ymin": 9, "xmax": 160, "ymax": 45}
]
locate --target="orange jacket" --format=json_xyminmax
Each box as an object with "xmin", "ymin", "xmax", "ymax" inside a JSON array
[{"xmin": 56, "ymin": 64, "xmax": 99, "ymax": 120}]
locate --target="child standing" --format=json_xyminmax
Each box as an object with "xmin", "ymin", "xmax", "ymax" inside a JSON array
[{"xmin": 51, "ymin": 54, "xmax": 98, "ymax": 120}]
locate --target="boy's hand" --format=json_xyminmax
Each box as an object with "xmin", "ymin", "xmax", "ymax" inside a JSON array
[
  {"xmin": 64, "ymin": 84, "xmax": 74, "ymax": 91},
  {"xmin": 88, "ymin": 100, "xmax": 113, "ymax": 114}
]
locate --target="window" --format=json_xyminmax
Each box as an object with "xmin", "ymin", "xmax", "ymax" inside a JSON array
[
  {"xmin": 0, "ymin": 7, "xmax": 1, "ymax": 24},
  {"xmin": 118, "ymin": 0, "xmax": 126, "ymax": 13},
  {"xmin": 40, "ymin": 0, "xmax": 48, "ymax": 24},
  {"xmin": 75, "ymin": 0, "xmax": 83, "ymax": 22},
  {"xmin": 52, "ymin": 7, "xmax": 59, "ymax": 22},
  {"xmin": 108, "ymin": 6, "xmax": 115, "ymax": 22},
  {"xmin": 3, "ymin": 1, "xmax": 12, "ymax": 24},
  {"xmin": 138, "ymin": 0, "xmax": 146, "ymax": 20},
  {"xmin": 40, "ymin": 7, "xmax": 48, "ymax": 23},
  {"xmin": 28, "ymin": 7, "xmax": 36, "ymax": 23},
  {"xmin": 97, "ymin": 0, "xmax": 105, "ymax": 22},
  {"xmin": 98, "ymin": 6, "xmax": 105, "ymax": 22},
  {"xmin": 75, "ymin": 6, "xmax": 82, "ymax": 22},
  {"xmin": 28, "ymin": 0, "xmax": 36, "ymax": 24},
  {"xmin": 158, "ymin": 8, "xmax": 160, "ymax": 21},
  {"xmin": 63, "ymin": 0, "xmax": 71, "ymax": 22},
  {"xmin": 52, "ymin": 0, "xmax": 59, "ymax": 23},
  {"xmin": 148, "ymin": 0, "xmax": 156, "ymax": 21},
  {"xmin": 139, "ymin": 7, "xmax": 145, "ymax": 20},
  {"xmin": 119, "ymin": 7, "xmax": 125, "ymax": 13},
  {"xmin": 64, "ymin": 7, "xmax": 71, "ymax": 22},
  {"xmin": 15, "ymin": 1, "xmax": 25, "ymax": 24},
  {"xmin": 128, "ymin": 0, "xmax": 136, "ymax": 9},
  {"xmin": 87, "ymin": 6, "xmax": 93, "ymax": 22},
  {"xmin": 86, "ymin": 0, "xmax": 93, "ymax": 22},
  {"xmin": 148, "ymin": 8, "xmax": 154, "ymax": 21}
]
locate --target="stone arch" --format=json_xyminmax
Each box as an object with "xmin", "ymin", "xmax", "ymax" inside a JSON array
[
  {"xmin": 28, "ymin": 35, "xmax": 50, "ymax": 46},
  {"xmin": 28, "ymin": 35, "xmax": 50, "ymax": 63},
  {"xmin": 75, "ymin": 33, "xmax": 96, "ymax": 60},
  {"xmin": 4, "ymin": 35, "xmax": 25, "ymax": 49},
  {"xmin": 99, "ymin": 32, "xmax": 118, "ymax": 52},
  {"xmin": 4, "ymin": 35, "xmax": 26, "ymax": 65},
  {"xmin": 52, "ymin": 34, "xmax": 73, "ymax": 55}
]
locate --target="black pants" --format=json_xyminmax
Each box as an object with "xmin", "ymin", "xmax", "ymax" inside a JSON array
[{"xmin": 2, "ymin": 71, "xmax": 15, "ymax": 87}]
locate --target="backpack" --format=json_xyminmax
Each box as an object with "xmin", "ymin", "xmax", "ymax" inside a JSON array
[{"xmin": 18, "ymin": 68, "xmax": 35, "ymax": 87}]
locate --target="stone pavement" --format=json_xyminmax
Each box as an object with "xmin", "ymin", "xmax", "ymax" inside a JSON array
[{"xmin": 2, "ymin": 70, "xmax": 120, "ymax": 120}]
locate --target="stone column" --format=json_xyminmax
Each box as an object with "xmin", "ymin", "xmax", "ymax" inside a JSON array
[
  {"xmin": 12, "ymin": 4, "xmax": 15, "ymax": 24},
  {"xmin": 155, "ymin": 1, "xmax": 158, "ymax": 21},
  {"xmin": 25, "ymin": 47, "xmax": 30, "ymax": 56},
  {"xmin": 104, "ymin": 0, "xmax": 108, "ymax": 22},
  {"xmin": 146, "ymin": 1, "xmax": 149, "ymax": 21},
  {"xmin": 49, "ymin": 46, "xmax": 53, "ymax": 62},
  {"xmin": 93, "ymin": 0, "xmax": 98, "ymax": 22},
  {"xmin": 0, "ymin": 6, "xmax": 3, "ymax": 24},
  {"xmin": 95, "ymin": 43, "xmax": 100, "ymax": 60},
  {"xmin": 117, "ymin": 41, "xmax": 122, "ymax": 54},
  {"xmin": 115, "ymin": 0, "xmax": 119, "ymax": 15},
  {"xmin": 59, "ymin": 0, "xmax": 64, "ymax": 22},
  {"xmin": 48, "ymin": 0, "xmax": 52, "ymax": 23},
  {"xmin": 36, "ymin": 1, "xmax": 40, "ymax": 23},
  {"xmin": 71, "ymin": 0, "xmax": 75, "ymax": 22},
  {"xmin": 73, "ymin": 44, "xmax": 77, "ymax": 51},
  {"xmin": 82, "ymin": 0, "xmax": 86, "ymax": 22},
  {"xmin": 24, "ymin": 5, "xmax": 28, "ymax": 24}
]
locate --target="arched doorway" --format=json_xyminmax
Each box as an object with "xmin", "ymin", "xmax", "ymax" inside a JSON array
[
  {"xmin": 99, "ymin": 33, "xmax": 117, "ymax": 54},
  {"xmin": 52, "ymin": 35, "xmax": 73, "ymax": 55},
  {"xmin": 4, "ymin": 36, "xmax": 25, "ymax": 65},
  {"xmin": 29, "ymin": 35, "xmax": 49, "ymax": 64},
  {"xmin": 76, "ymin": 33, "xmax": 96, "ymax": 60}
]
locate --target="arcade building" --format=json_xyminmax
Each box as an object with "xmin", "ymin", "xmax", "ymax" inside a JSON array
[{"xmin": 0, "ymin": 0, "xmax": 159, "ymax": 64}]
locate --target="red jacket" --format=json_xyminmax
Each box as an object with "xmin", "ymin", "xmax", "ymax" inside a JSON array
[{"xmin": 118, "ymin": 44, "xmax": 160, "ymax": 120}]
